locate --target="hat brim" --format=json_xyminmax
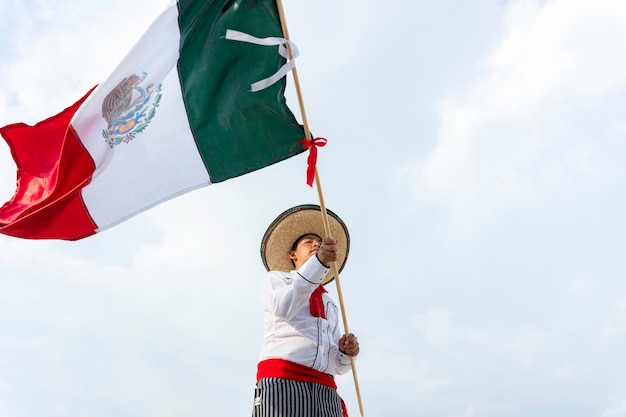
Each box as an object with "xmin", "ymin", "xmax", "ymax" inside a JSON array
[{"xmin": 261, "ymin": 204, "xmax": 350, "ymax": 285}]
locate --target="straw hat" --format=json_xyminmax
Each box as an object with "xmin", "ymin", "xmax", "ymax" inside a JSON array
[{"xmin": 260, "ymin": 204, "xmax": 350, "ymax": 285}]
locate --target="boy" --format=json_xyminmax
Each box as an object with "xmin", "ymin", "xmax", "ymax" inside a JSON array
[{"xmin": 253, "ymin": 205, "xmax": 359, "ymax": 417}]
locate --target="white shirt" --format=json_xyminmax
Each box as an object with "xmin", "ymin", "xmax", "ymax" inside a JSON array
[{"xmin": 258, "ymin": 254, "xmax": 352, "ymax": 376}]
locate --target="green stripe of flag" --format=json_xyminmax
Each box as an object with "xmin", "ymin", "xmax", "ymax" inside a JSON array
[{"xmin": 177, "ymin": 0, "xmax": 305, "ymax": 183}]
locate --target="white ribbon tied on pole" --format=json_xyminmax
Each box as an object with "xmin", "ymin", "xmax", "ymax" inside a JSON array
[{"xmin": 225, "ymin": 29, "xmax": 299, "ymax": 92}]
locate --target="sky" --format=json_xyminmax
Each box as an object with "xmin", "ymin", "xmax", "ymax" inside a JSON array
[{"xmin": 1, "ymin": 0, "xmax": 626, "ymax": 416}]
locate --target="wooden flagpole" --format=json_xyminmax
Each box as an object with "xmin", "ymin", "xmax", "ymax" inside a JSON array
[{"xmin": 274, "ymin": 1, "xmax": 365, "ymax": 415}]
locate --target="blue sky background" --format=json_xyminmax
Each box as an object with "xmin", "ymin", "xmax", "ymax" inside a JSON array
[{"xmin": 2, "ymin": 0, "xmax": 626, "ymax": 416}]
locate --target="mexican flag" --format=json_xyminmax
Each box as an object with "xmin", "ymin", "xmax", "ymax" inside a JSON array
[{"xmin": 0, "ymin": 0, "xmax": 305, "ymax": 240}]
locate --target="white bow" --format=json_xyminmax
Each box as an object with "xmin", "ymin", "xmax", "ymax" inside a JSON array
[{"xmin": 225, "ymin": 29, "xmax": 299, "ymax": 92}]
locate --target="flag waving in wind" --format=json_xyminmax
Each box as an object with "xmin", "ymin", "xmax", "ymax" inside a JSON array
[{"xmin": 0, "ymin": 0, "xmax": 305, "ymax": 240}]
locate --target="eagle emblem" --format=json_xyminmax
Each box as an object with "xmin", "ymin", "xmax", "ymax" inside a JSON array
[{"xmin": 101, "ymin": 72, "xmax": 162, "ymax": 147}]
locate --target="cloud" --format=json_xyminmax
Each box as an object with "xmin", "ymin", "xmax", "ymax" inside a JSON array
[
  {"xmin": 601, "ymin": 401, "xmax": 626, "ymax": 417},
  {"xmin": 413, "ymin": 309, "xmax": 493, "ymax": 348},
  {"xmin": 3, "ymin": 1, "xmax": 626, "ymax": 416},
  {"xmin": 600, "ymin": 296, "xmax": 626, "ymax": 340},
  {"xmin": 420, "ymin": 0, "xmax": 626, "ymax": 202}
]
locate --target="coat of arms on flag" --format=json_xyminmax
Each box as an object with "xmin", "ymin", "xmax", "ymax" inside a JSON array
[{"xmin": 101, "ymin": 72, "xmax": 163, "ymax": 147}]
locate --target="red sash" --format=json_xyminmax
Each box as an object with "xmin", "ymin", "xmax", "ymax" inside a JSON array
[
  {"xmin": 257, "ymin": 358, "xmax": 336, "ymax": 388},
  {"xmin": 256, "ymin": 358, "xmax": 348, "ymax": 417}
]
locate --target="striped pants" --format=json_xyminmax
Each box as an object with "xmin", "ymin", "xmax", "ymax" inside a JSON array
[{"xmin": 252, "ymin": 378, "xmax": 345, "ymax": 417}]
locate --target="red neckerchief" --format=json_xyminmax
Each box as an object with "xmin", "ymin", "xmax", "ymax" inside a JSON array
[{"xmin": 309, "ymin": 284, "xmax": 327, "ymax": 319}]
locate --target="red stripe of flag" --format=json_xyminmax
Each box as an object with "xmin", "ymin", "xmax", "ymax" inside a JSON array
[{"xmin": 0, "ymin": 88, "xmax": 99, "ymax": 240}]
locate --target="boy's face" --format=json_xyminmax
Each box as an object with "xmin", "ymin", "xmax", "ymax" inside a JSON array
[{"xmin": 288, "ymin": 233, "xmax": 322, "ymax": 269}]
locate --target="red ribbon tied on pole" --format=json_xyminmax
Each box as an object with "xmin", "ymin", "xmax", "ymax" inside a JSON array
[{"xmin": 298, "ymin": 137, "xmax": 327, "ymax": 187}]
